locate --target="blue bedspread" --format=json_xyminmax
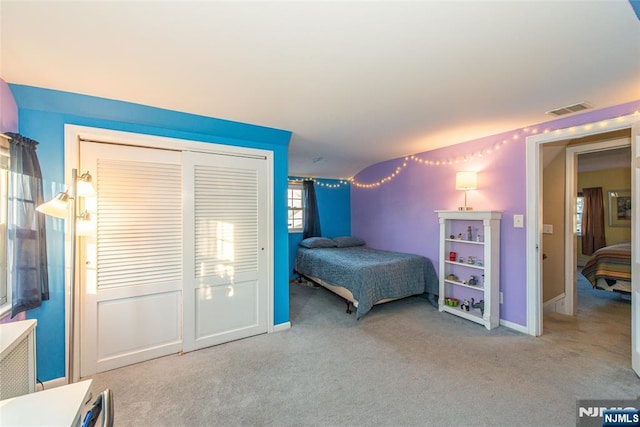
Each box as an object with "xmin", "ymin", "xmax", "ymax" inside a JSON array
[{"xmin": 295, "ymin": 246, "xmax": 438, "ymax": 319}]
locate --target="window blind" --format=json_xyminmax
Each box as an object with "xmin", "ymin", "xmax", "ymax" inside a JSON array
[
  {"xmin": 194, "ymin": 165, "xmax": 258, "ymax": 278},
  {"xmin": 96, "ymin": 159, "xmax": 183, "ymax": 288}
]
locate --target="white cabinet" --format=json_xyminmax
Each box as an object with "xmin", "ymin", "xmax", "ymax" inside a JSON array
[{"xmin": 435, "ymin": 211, "xmax": 501, "ymax": 329}]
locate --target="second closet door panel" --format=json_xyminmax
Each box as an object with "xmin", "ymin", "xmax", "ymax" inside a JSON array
[{"xmin": 182, "ymin": 151, "xmax": 268, "ymax": 352}]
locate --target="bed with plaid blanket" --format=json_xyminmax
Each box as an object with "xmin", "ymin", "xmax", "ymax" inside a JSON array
[
  {"xmin": 295, "ymin": 246, "xmax": 438, "ymax": 319},
  {"xmin": 580, "ymin": 243, "xmax": 631, "ymax": 292}
]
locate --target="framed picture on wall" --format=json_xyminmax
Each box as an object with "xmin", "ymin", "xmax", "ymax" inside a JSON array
[{"xmin": 608, "ymin": 189, "xmax": 631, "ymax": 227}]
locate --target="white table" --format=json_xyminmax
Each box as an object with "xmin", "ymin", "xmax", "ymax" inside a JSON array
[{"xmin": 0, "ymin": 379, "xmax": 92, "ymax": 427}]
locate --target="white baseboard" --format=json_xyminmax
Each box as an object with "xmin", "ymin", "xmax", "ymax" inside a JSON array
[
  {"xmin": 272, "ymin": 321, "xmax": 291, "ymax": 332},
  {"xmin": 543, "ymin": 293, "xmax": 566, "ymax": 314},
  {"xmin": 37, "ymin": 377, "xmax": 67, "ymax": 391},
  {"xmin": 499, "ymin": 319, "xmax": 529, "ymax": 334}
]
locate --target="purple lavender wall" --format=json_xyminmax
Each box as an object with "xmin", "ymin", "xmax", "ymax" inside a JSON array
[
  {"xmin": 352, "ymin": 100, "xmax": 640, "ymax": 327},
  {"xmin": 0, "ymin": 78, "xmax": 18, "ymax": 133}
]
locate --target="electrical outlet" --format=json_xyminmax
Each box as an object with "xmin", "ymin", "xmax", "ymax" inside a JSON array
[{"xmin": 500, "ymin": 292, "xmax": 504, "ymax": 304}]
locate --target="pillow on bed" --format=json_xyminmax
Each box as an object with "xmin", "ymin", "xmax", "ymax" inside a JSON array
[
  {"xmin": 333, "ymin": 236, "xmax": 366, "ymax": 248},
  {"xmin": 299, "ymin": 237, "xmax": 337, "ymax": 249}
]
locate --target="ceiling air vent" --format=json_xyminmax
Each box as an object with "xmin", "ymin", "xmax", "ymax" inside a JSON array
[{"xmin": 546, "ymin": 102, "xmax": 592, "ymax": 116}]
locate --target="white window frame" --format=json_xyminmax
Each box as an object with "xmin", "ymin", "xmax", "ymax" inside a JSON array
[
  {"xmin": 288, "ymin": 183, "xmax": 304, "ymax": 233},
  {"xmin": 576, "ymin": 192, "xmax": 584, "ymax": 236},
  {"xmin": 0, "ymin": 146, "xmax": 10, "ymax": 318}
]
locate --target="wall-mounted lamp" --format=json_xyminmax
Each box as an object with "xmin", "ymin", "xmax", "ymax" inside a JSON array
[
  {"xmin": 36, "ymin": 169, "xmax": 96, "ymax": 384},
  {"xmin": 455, "ymin": 171, "xmax": 477, "ymax": 211}
]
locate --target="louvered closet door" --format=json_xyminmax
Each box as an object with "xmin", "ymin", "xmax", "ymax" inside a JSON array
[
  {"xmin": 79, "ymin": 142, "xmax": 183, "ymax": 376},
  {"xmin": 182, "ymin": 151, "xmax": 268, "ymax": 352}
]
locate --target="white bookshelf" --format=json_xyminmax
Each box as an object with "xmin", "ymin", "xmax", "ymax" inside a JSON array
[{"xmin": 435, "ymin": 210, "xmax": 501, "ymax": 330}]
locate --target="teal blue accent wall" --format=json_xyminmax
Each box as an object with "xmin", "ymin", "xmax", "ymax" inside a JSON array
[
  {"xmin": 9, "ymin": 84, "xmax": 292, "ymax": 381},
  {"xmin": 630, "ymin": 0, "xmax": 640, "ymax": 21},
  {"xmin": 288, "ymin": 178, "xmax": 351, "ymax": 279}
]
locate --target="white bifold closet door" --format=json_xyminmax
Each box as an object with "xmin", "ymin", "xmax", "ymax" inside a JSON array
[
  {"xmin": 182, "ymin": 151, "xmax": 268, "ymax": 353},
  {"xmin": 80, "ymin": 142, "xmax": 183, "ymax": 376},
  {"xmin": 80, "ymin": 140, "xmax": 269, "ymax": 376}
]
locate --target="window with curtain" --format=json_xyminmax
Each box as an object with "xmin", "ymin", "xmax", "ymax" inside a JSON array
[
  {"xmin": 581, "ymin": 187, "xmax": 606, "ymax": 256},
  {"xmin": 287, "ymin": 183, "xmax": 303, "ymax": 232},
  {"xmin": 5, "ymin": 132, "xmax": 49, "ymax": 318}
]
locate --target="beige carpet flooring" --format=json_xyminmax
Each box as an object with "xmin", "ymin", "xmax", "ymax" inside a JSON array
[
  {"xmin": 84, "ymin": 274, "xmax": 639, "ymax": 426},
  {"xmin": 543, "ymin": 272, "xmax": 631, "ymax": 369}
]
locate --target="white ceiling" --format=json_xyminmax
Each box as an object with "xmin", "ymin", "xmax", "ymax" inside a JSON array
[{"xmin": 1, "ymin": 1, "xmax": 639, "ymax": 179}]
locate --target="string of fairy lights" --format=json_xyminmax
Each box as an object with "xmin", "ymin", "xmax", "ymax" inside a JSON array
[
  {"xmin": 293, "ymin": 111, "xmax": 640, "ymax": 189},
  {"xmin": 288, "ymin": 177, "xmax": 350, "ymax": 189}
]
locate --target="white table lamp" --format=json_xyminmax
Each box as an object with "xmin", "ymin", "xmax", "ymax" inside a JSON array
[{"xmin": 456, "ymin": 171, "xmax": 477, "ymax": 211}]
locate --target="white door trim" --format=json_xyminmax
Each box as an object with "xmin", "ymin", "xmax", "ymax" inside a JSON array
[
  {"xmin": 630, "ymin": 122, "xmax": 640, "ymax": 376},
  {"xmin": 526, "ymin": 113, "xmax": 640, "ymax": 337},
  {"xmin": 65, "ymin": 124, "xmax": 275, "ymax": 381}
]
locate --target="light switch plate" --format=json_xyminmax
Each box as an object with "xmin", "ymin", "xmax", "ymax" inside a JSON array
[
  {"xmin": 513, "ymin": 214, "xmax": 524, "ymax": 228},
  {"xmin": 543, "ymin": 224, "xmax": 553, "ymax": 234}
]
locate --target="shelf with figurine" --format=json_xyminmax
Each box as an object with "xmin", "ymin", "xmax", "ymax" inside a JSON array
[
  {"xmin": 445, "ymin": 260, "xmax": 485, "ymax": 270},
  {"xmin": 444, "ymin": 273, "xmax": 484, "ymax": 290},
  {"xmin": 445, "ymin": 227, "xmax": 485, "ymax": 245},
  {"xmin": 441, "ymin": 297, "xmax": 485, "ymax": 322}
]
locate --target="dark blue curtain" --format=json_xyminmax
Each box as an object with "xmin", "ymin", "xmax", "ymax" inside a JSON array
[
  {"xmin": 302, "ymin": 180, "xmax": 321, "ymax": 239},
  {"xmin": 6, "ymin": 133, "xmax": 49, "ymax": 317}
]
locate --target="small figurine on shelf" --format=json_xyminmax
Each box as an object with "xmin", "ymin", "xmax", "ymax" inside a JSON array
[
  {"xmin": 460, "ymin": 300, "xmax": 470, "ymax": 311},
  {"xmin": 471, "ymin": 298, "xmax": 485, "ymax": 315},
  {"xmin": 459, "ymin": 257, "xmax": 465, "ymax": 263},
  {"xmin": 457, "ymin": 233, "xmax": 463, "ymax": 240},
  {"xmin": 468, "ymin": 275, "xmax": 478, "ymax": 286},
  {"xmin": 467, "ymin": 256, "xmax": 475, "ymax": 265},
  {"xmin": 449, "ymin": 234, "xmax": 455, "ymax": 240},
  {"xmin": 467, "ymin": 226, "xmax": 472, "ymax": 241}
]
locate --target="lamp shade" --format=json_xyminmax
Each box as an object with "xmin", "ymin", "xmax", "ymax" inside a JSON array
[
  {"xmin": 76, "ymin": 211, "xmax": 96, "ymax": 236},
  {"xmin": 455, "ymin": 171, "xmax": 477, "ymax": 190},
  {"xmin": 77, "ymin": 171, "xmax": 97, "ymax": 197},
  {"xmin": 36, "ymin": 191, "xmax": 70, "ymax": 218}
]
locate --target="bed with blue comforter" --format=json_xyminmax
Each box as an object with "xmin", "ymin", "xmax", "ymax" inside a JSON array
[{"xmin": 295, "ymin": 243, "xmax": 439, "ymax": 319}]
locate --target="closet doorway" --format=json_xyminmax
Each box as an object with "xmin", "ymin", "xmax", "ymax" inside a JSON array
[{"xmin": 65, "ymin": 125, "xmax": 273, "ymax": 380}]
